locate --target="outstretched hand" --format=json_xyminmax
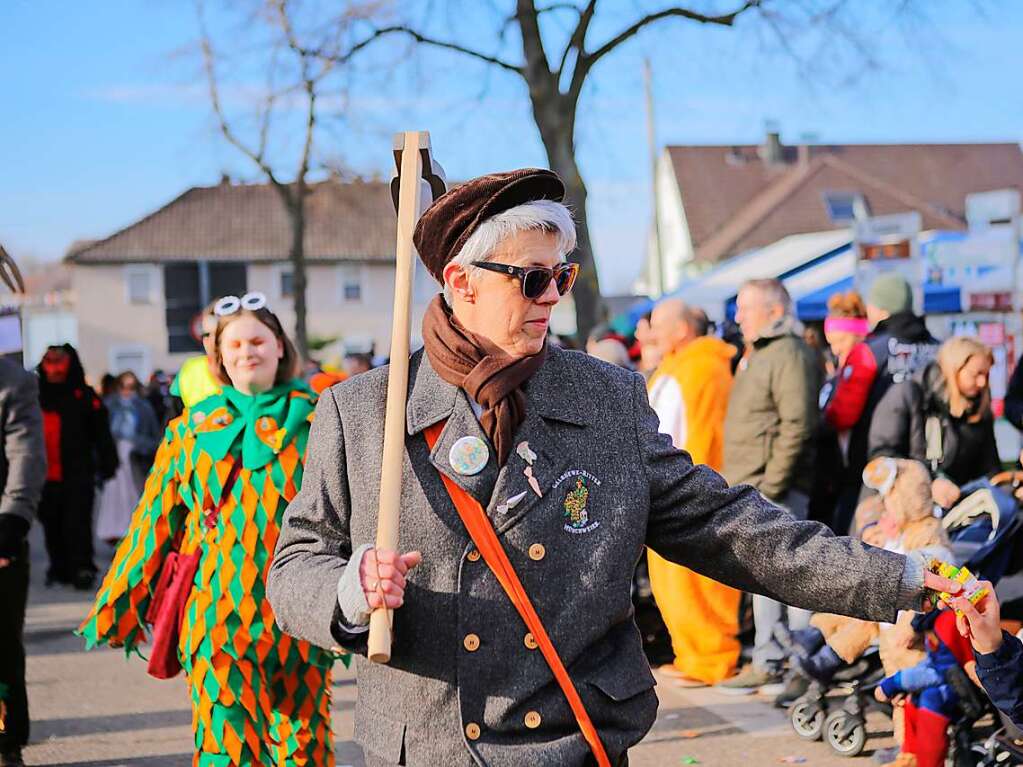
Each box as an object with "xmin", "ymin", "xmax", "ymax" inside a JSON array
[
  {"xmin": 359, "ymin": 548, "xmax": 423, "ymax": 611},
  {"xmin": 952, "ymin": 582, "xmax": 1003, "ymax": 655},
  {"xmin": 921, "ymin": 569, "xmax": 962, "ymax": 612}
]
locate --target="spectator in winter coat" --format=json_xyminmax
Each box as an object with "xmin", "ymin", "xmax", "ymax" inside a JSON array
[
  {"xmin": 815, "ymin": 291, "xmax": 878, "ymax": 533},
  {"xmin": 1003, "ymin": 352, "xmax": 1023, "ymax": 433},
  {"xmin": 36, "ymin": 344, "xmax": 118, "ymax": 589},
  {"xmin": 0, "ymin": 357, "xmax": 45, "ymax": 767},
  {"xmin": 851, "ymin": 274, "xmax": 939, "ymax": 493},
  {"xmin": 869, "ymin": 336, "xmax": 1001, "ymax": 510},
  {"xmin": 717, "ymin": 279, "xmax": 823, "ymax": 694}
]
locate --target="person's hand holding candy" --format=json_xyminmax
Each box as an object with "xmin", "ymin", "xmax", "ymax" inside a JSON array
[{"xmin": 953, "ymin": 582, "xmax": 1002, "ymax": 655}]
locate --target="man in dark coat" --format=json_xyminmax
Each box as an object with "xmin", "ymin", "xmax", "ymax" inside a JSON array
[
  {"xmin": 0, "ymin": 356, "xmax": 46, "ymax": 767},
  {"xmin": 852, "ymin": 273, "xmax": 939, "ymax": 480},
  {"xmin": 36, "ymin": 344, "xmax": 117, "ymax": 589}
]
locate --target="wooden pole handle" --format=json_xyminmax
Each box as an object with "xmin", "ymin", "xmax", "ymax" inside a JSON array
[{"xmin": 368, "ymin": 131, "xmax": 425, "ymax": 664}]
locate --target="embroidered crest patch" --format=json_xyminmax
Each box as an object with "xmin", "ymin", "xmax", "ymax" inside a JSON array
[{"xmin": 555, "ymin": 469, "xmax": 601, "ymax": 534}]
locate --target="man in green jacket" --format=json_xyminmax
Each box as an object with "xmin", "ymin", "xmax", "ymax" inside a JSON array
[{"xmin": 717, "ymin": 278, "xmax": 823, "ymax": 696}]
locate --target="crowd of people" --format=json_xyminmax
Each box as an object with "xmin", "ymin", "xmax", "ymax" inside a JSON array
[
  {"xmin": 0, "ymin": 167, "xmax": 1021, "ymax": 767},
  {"xmin": 586, "ymin": 272, "xmax": 1023, "ymax": 766}
]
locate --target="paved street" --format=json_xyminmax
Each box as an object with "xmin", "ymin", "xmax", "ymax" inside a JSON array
[{"xmin": 21, "ymin": 528, "xmax": 894, "ymax": 766}]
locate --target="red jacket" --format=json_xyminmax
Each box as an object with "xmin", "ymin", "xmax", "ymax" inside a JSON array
[{"xmin": 825, "ymin": 342, "xmax": 878, "ymax": 432}]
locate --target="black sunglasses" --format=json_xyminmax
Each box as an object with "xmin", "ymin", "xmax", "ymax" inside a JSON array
[{"xmin": 471, "ymin": 261, "xmax": 580, "ymax": 300}]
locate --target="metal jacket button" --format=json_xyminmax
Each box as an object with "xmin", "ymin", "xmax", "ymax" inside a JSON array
[
  {"xmin": 466, "ymin": 548, "xmax": 481, "ymax": 562},
  {"xmin": 528, "ymin": 543, "xmax": 546, "ymax": 561},
  {"xmin": 463, "ymin": 633, "xmax": 481, "ymax": 652},
  {"xmin": 524, "ymin": 711, "xmax": 542, "ymax": 729},
  {"xmin": 465, "ymin": 722, "xmax": 481, "ymax": 740},
  {"xmin": 524, "ymin": 632, "xmax": 539, "ymax": 650}
]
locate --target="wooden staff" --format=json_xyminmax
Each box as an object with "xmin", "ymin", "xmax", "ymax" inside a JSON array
[{"xmin": 368, "ymin": 131, "xmax": 445, "ymax": 664}]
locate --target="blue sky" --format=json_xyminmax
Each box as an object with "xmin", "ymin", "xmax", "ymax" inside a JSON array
[{"xmin": 3, "ymin": 1, "xmax": 1023, "ymax": 293}]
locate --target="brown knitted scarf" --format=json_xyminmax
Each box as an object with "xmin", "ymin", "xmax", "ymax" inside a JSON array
[{"xmin": 421, "ymin": 295, "xmax": 546, "ymax": 466}]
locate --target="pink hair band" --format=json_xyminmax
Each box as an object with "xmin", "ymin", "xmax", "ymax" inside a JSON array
[{"xmin": 825, "ymin": 317, "xmax": 869, "ymax": 335}]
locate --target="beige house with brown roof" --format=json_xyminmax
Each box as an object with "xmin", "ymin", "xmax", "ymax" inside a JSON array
[
  {"xmin": 66, "ymin": 178, "xmax": 439, "ymax": 380},
  {"xmin": 639, "ymin": 134, "xmax": 1023, "ymax": 295}
]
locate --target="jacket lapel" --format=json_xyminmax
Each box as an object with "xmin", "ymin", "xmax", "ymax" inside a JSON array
[{"xmin": 406, "ymin": 350, "xmax": 498, "ymax": 506}]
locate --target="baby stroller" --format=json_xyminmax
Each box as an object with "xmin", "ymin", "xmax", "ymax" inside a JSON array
[
  {"xmin": 789, "ymin": 646, "xmax": 891, "ymax": 756},
  {"xmin": 788, "ymin": 476, "xmax": 1023, "ymax": 758},
  {"xmin": 975, "ymin": 713, "xmax": 1023, "ymax": 766}
]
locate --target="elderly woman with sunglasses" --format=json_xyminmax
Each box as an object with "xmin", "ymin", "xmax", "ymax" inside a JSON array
[
  {"xmin": 268, "ymin": 169, "xmax": 959, "ymax": 767},
  {"xmin": 81, "ymin": 294, "xmax": 339, "ymax": 766}
]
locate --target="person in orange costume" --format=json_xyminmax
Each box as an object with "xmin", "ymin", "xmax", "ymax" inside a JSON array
[{"xmin": 646, "ymin": 298, "xmax": 742, "ymax": 685}]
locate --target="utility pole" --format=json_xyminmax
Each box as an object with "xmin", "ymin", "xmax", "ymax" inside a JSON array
[{"xmin": 644, "ymin": 58, "xmax": 665, "ymax": 297}]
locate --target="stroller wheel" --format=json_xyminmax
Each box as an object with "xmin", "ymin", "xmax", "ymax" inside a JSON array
[
  {"xmin": 790, "ymin": 700, "xmax": 825, "ymax": 741},
  {"xmin": 825, "ymin": 710, "xmax": 867, "ymax": 757}
]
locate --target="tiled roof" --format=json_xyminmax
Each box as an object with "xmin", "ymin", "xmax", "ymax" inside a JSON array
[
  {"xmin": 666, "ymin": 142, "xmax": 1023, "ymax": 263},
  {"xmin": 66, "ymin": 179, "xmax": 395, "ymax": 263}
]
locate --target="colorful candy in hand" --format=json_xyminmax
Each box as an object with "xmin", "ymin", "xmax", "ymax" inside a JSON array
[{"xmin": 926, "ymin": 559, "xmax": 988, "ymax": 615}]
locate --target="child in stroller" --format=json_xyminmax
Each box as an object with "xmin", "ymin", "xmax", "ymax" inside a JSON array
[
  {"xmin": 786, "ymin": 459, "xmax": 952, "ymax": 755},
  {"xmin": 873, "ymin": 608, "xmax": 978, "ymax": 767}
]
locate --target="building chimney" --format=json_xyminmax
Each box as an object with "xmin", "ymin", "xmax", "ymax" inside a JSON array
[{"xmin": 760, "ymin": 130, "xmax": 784, "ymax": 165}]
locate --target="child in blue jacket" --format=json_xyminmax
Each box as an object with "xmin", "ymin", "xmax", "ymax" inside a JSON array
[{"xmin": 953, "ymin": 582, "xmax": 1023, "ymax": 728}]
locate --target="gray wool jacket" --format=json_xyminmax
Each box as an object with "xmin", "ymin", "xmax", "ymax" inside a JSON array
[
  {"xmin": 0, "ymin": 358, "xmax": 45, "ymax": 557},
  {"xmin": 268, "ymin": 346, "xmax": 922, "ymax": 767}
]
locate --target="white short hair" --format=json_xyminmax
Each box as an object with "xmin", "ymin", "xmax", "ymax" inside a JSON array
[{"xmin": 441, "ymin": 200, "xmax": 576, "ymax": 304}]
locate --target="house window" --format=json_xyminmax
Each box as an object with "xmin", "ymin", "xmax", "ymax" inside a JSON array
[
  {"xmin": 822, "ymin": 191, "xmax": 870, "ymax": 224},
  {"xmin": 279, "ymin": 267, "xmax": 295, "ymax": 299},
  {"xmin": 109, "ymin": 344, "xmax": 150, "ymax": 380},
  {"xmin": 124, "ymin": 266, "xmax": 156, "ymax": 305},
  {"xmin": 339, "ymin": 265, "xmax": 363, "ymax": 303},
  {"xmin": 164, "ymin": 262, "xmax": 247, "ymax": 353}
]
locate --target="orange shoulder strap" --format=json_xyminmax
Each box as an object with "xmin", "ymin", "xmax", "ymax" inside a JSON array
[{"xmin": 424, "ymin": 422, "xmax": 611, "ymax": 767}]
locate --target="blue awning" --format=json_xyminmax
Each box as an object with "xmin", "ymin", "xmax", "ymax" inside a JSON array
[
  {"xmin": 795, "ymin": 276, "xmax": 855, "ymax": 321},
  {"xmin": 923, "ymin": 284, "xmax": 962, "ymax": 314}
]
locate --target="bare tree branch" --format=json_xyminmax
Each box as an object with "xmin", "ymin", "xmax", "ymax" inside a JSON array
[
  {"xmin": 574, "ymin": 0, "xmax": 761, "ymax": 93},
  {"xmin": 309, "ymin": 24, "xmax": 524, "ymax": 73},
  {"xmin": 556, "ymin": 0, "xmax": 595, "ymax": 82}
]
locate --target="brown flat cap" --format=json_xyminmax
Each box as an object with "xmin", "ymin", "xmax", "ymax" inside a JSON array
[{"xmin": 413, "ymin": 168, "xmax": 565, "ymax": 282}]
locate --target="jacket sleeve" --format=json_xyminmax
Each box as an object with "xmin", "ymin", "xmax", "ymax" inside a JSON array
[
  {"xmin": 134, "ymin": 399, "xmax": 163, "ymax": 459},
  {"xmin": 636, "ymin": 374, "xmax": 917, "ymax": 624},
  {"xmin": 268, "ymin": 388, "xmax": 363, "ymax": 653},
  {"xmin": 975, "ymin": 632, "xmax": 1023, "ymax": 727},
  {"xmin": 826, "ymin": 343, "xmax": 878, "ymax": 432},
  {"xmin": 981, "ymin": 417, "xmax": 1002, "ymax": 478},
  {"xmin": 0, "ymin": 370, "xmax": 44, "ymax": 524},
  {"xmin": 78, "ymin": 418, "xmax": 187, "ymax": 653},
  {"xmin": 759, "ymin": 343, "xmax": 818, "ymax": 500},
  {"xmin": 1004, "ymin": 356, "xmax": 1023, "ymax": 431},
  {"xmin": 868, "ymin": 381, "xmax": 925, "ymax": 463}
]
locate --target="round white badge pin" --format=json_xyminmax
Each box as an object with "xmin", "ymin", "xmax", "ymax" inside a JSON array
[{"xmin": 449, "ymin": 436, "xmax": 489, "ymax": 476}]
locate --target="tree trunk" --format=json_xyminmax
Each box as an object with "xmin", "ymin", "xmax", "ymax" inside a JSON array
[
  {"xmin": 289, "ymin": 197, "xmax": 309, "ymax": 362},
  {"xmin": 533, "ymin": 102, "xmax": 604, "ymax": 343}
]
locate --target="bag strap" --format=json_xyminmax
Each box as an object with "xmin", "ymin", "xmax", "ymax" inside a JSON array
[
  {"xmin": 424, "ymin": 422, "xmax": 611, "ymax": 767},
  {"xmin": 204, "ymin": 458, "xmax": 242, "ymax": 529}
]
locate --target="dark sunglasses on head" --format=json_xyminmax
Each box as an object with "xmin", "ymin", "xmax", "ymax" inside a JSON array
[{"xmin": 471, "ymin": 261, "xmax": 580, "ymax": 300}]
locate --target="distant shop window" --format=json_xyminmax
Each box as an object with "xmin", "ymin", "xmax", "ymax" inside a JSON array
[
  {"xmin": 339, "ymin": 265, "xmax": 363, "ymax": 303},
  {"xmin": 125, "ymin": 266, "xmax": 156, "ymax": 305},
  {"xmin": 822, "ymin": 191, "xmax": 870, "ymax": 224},
  {"xmin": 109, "ymin": 344, "xmax": 150, "ymax": 380},
  {"xmin": 280, "ymin": 267, "xmax": 295, "ymax": 299}
]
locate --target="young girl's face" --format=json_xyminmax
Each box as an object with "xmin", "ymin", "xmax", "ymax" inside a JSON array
[{"xmin": 878, "ymin": 507, "xmax": 900, "ymax": 540}]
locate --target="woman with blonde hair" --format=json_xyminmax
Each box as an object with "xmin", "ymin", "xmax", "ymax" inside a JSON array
[
  {"xmin": 80, "ymin": 293, "xmax": 338, "ymax": 765},
  {"xmin": 869, "ymin": 335, "xmax": 1000, "ymax": 510}
]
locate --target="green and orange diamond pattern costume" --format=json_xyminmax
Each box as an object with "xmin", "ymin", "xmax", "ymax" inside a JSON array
[{"xmin": 80, "ymin": 381, "xmax": 342, "ymax": 766}]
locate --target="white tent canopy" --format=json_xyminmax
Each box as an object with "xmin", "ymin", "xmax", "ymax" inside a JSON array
[{"xmin": 667, "ymin": 230, "xmax": 853, "ymax": 322}]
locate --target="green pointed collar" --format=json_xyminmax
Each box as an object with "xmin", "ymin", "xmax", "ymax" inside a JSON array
[{"xmin": 188, "ymin": 380, "xmax": 316, "ymax": 469}]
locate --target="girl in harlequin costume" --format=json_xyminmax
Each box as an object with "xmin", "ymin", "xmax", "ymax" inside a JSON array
[
  {"xmin": 873, "ymin": 607, "xmax": 977, "ymax": 767},
  {"xmin": 79, "ymin": 294, "xmax": 339, "ymax": 766}
]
